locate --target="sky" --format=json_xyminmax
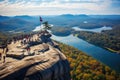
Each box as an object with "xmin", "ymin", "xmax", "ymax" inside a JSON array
[{"xmin": 0, "ymin": 0, "xmax": 120, "ymax": 16}]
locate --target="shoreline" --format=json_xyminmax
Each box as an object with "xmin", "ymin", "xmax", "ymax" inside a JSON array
[
  {"xmin": 105, "ymin": 47, "xmax": 120, "ymax": 54},
  {"xmin": 52, "ymin": 33, "xmax": 120, "ymax": 55},
  {"xmin": 73, "ymin": 35, "xmax": 120, "ymax": 54}
]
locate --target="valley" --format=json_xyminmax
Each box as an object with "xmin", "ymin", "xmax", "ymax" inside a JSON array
[{"xmin": 0, "ymin": 14, "xmax": 120, "ymax": 80}]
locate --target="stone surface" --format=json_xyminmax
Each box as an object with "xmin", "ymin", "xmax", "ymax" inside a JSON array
[{"xmin": 0, "ymin": 35, "xmax": 71, "ymax": 80}]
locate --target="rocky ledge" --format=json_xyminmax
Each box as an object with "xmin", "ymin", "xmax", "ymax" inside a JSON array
[{"xmin": 0, "ymin": 40, "xmax": 70, "ymax": 80}]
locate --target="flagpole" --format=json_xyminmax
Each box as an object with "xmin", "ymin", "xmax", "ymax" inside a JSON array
[
  {"xmin": 39, "ymin": 16, "xmax": 43, "ymax": 32},
  {"xmin": 40, "ymin": 16, "xmax": 43, "ymax": 24}
]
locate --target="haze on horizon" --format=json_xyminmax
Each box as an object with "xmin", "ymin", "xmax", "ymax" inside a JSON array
[{"xmin": 0, "ymin": 0, "xmax": 120, "ymax": 16}]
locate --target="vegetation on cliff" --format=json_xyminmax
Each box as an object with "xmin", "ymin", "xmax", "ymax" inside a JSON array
[{"xmin": 59, "ymin": 42, "xmax": 120, "ymax": 80}]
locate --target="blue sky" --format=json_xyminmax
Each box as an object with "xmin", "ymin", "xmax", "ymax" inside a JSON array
[{"xmin": 0, "ymin": 0, "xmax": 120, "ymax": 16}]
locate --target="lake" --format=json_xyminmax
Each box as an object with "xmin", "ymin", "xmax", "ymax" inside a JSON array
[
  {"xmin": 72, "ymin": 26, "xmax": 112, "ymax": 33},
  {"xmin": 52, "ymin": 34, "xmax": 120, "ymax": 73}
]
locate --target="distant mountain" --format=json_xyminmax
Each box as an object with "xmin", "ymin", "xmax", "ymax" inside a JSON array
[
  {"xmin": 14, "ymin": 15, "xmax": 35, "ymax": 21},
  {"xmin": 14, "ymin": 15, "xmax": 40, "ymax": 25},
  {"xmin": 90, "ymin": 15, "xmax": 120, "ymax": 20},
  {"xmin": 48, "ymin": 14, "xmax": 119, "ymax": 28},
  {"xmin": 0, "ymin": 18, "xmax": 36, "ymax": 32},
  {"xmin": 59, "ymin": 14, "xmax": 89, "ymax": 19},
  {"xmin": 0, "ymin": 14, "xmax": 120, "ymax": 33},
  {"xmin": 77, "ymin": 14, "xmax": 90, "ymax": 18},
  {"xmin": 14, "ymin": 15, "xmax": 32, "ymax": 18},
  {"xmin": 0, "ymin": 15, "xmax": 11, "ymax": 22},
  {"xmin": 44, "ymin": 14, "xmax": 91, "ymax": 27},
  {"xmin": 60, "ymin": 14, "xmax": 74, "ymax": 17}
]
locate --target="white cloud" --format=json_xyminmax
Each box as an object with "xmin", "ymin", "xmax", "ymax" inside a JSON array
[{"xmin": 0, "ymin": 0, "xmax": 120, "ymax": 16}]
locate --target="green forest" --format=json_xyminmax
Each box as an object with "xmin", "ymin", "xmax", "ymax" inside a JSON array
[
  {"xmin": 59, "ymin": 42, "xmax": 120, "ymax": 80},
  {"xmin": 51, "ymin": 26, "xmax": 72, "ymax": 36},
  {"xmin": 73, "ymin": 25, "xmax": 120, "ymax": 54}
]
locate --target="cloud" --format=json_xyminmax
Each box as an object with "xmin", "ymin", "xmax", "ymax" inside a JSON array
[{"xmin": 0, "ymin": 0, "xmax": 120, "ymax": 16}]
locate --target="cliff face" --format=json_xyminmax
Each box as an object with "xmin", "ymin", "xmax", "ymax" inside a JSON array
[{"xmin": 0, "ymin": 35, "xmax": 71, "ymax": 80}]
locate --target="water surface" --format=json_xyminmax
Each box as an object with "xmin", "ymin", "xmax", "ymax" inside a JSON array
[
  {"xmin": 33, "ymin": 25, "xmax": 120, "ymax": 72},
  {"xmin": 72, "ymin": 26, "xmax": 112, "ymax": 33},
  {"xmin": 52, "ymin": 34, "xmax": 120, "ymax": 72}
]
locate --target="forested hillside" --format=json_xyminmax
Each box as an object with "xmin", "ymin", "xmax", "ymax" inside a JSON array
[
  {"xmin": 59, "ymin": 42, "xmax": 120, "ymax": 80},
  {"xmin": 51, "ymin": 27, "xmax": 72, "ymax": 36},
  {"xmin": 73, "ymin": 25, "xmax": 120, "ymax": 53},
  {"xmin": 102, "ymin": 24, "xmax": 120, "ymax": 37}
]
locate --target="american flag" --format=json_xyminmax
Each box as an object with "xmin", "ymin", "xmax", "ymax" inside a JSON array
[{"xmin": 40, "ymin": 16, "xmax": 43, "ymax": 22}]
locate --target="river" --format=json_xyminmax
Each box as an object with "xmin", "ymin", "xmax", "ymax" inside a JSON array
[
  {"xmin": 33, "ymin": 25, "xmax": 120, "ymax": 72},
  {"xmin": 51, "ymin": 34, "xmax": 120, "ymax": 73}
]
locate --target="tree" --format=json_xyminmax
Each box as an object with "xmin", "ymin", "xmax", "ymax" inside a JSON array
[{"xmin": 42, "ymin": 21, "xmax": 52, "ymax": 30}]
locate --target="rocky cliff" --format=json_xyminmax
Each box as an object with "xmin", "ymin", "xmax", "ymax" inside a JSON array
[{"xmin": 0, "ymin": 35, "xmax": 71, "ymax": 80}]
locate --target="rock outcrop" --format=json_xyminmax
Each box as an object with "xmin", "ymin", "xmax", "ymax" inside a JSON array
[{"xmin": 0, "ymin": 34, "xmax": 71, "ymax": 80}]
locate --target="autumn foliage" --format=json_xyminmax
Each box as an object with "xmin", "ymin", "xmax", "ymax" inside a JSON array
[{"xmin": 59, "ymin": 42, "xmax": 120, "ymax": 80}]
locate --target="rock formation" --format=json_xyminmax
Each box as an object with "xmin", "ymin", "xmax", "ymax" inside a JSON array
[{"xmin": 0, "ymin": 34, "xmax": 71, "ymax": 80}]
